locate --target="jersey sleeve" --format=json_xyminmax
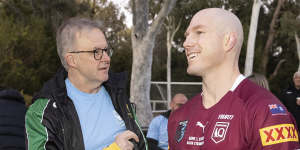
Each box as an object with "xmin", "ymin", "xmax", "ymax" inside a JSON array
[
  {"xmin": 25, "ymin": 98, "xmax": 61, "ymax": 150},
  {"xmin": 246, "ymin": 96, "xmax": 300, "ymax": 150}
]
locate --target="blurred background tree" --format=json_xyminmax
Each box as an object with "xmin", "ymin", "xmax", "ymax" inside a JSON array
[{"xmin": 0, "ymin": 0, "xmax": 130, "ymax": 104}]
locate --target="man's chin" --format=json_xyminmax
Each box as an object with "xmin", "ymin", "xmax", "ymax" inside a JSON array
[
  {"xmin": 102, "ymin": 75, "xmax": 109, "ymax": 82},
  {"xmin": 97, "ymin": 73, "xmax": 109, "ymax": 83},
  {"xmin": 187, "ymin": 67, "xmax": 201, "ymax": 76}
]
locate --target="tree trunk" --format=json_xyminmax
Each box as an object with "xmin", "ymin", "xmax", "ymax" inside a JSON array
[
  {"xmin": 165, "ymin": 16, "xmax": 181, "ymax": 106},
  {"xmin": 268, "ymin": 59, "xmax": 286, "ymax": 81},
  {"xmin": 260, "ymin": 0, "xmax": 285, "ymax": 75},
  {"xmin": 296, "ymin": 33, "xmax": 300, "ymax": 71},
  {"xmin": 244, "ymin": 0, "xmax": 262, "ymax": 76},
  {"xmin": 130, "ymin": 0, "xmax": 177, "ymax": 127}
]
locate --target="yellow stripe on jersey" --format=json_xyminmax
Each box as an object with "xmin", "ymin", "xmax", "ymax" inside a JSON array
[{"xmin": 259, "ymin": 124, "xmax": 298, "ymax": 146}]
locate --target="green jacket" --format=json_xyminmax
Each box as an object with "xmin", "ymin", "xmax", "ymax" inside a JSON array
[{"xmin": 25, "ymin": 68, "xmax": 147, "ymax": 150}]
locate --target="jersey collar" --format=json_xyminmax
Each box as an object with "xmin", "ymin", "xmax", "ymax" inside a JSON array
[{"xmin": 229, "ymin": 74, "xmax": 246, "ymax": 92}]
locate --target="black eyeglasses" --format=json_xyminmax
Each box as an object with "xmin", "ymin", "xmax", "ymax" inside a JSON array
[{"xmin": 68, "ymin": 47, "xmax": 113, "ymax": 60}]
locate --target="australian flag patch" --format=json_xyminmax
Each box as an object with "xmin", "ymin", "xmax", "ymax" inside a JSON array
[
  {"xmin": 268, "ymin": 104, "xmax": 286, "ymax": 115},
  {"xmin": 175, "ymin": 120, "xmax": 188, "ymax": 143}
]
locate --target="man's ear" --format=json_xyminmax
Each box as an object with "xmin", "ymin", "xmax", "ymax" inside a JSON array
[
  {"xmin": 65, "ymin": 54, "xmax": 77, "ymax": 68},
  {"xmin": 224, "ymin": 32, "xmax": 237, "ymax": 52},
  {"xmin": 169, "ymin": 101, "xmax": 174, "ymax": 109}
]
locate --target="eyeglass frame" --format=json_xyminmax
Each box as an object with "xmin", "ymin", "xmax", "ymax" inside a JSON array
[{"xmin": 68, "ymin": 47, "xmax": 113, "ymax": 60}]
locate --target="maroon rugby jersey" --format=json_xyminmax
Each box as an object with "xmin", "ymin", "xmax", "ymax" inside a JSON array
[{"xmin": 168, "ymin": 78, "xmax": 300, "ymax": 150}]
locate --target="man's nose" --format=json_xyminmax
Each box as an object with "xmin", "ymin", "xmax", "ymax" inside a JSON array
[
  {"xmin": 101, "ymin": 51, "xmax": 110, "ymax": 62},
  {"xmin": 183, "ymin": 35, "xmax": 194, "ymax": 50}
]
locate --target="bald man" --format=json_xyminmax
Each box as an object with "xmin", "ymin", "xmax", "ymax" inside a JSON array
[
  {"xmin": 280, "ymin": 71, "xmax": 300, "ymax": 132},
  {"xmin": 147, "ymin": 93, "xmax": 188, "ymax": 150},
  {"xmin": 168, "ymin": 8, "xmax": 300, "ymax": 149}
]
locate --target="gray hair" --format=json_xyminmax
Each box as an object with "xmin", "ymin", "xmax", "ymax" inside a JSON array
[{"xmin": 56, "ymin": 17, "xmax": 104, "ymax": 70}]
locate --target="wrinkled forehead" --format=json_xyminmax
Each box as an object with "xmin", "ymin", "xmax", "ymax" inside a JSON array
[
  {"xmin": 73, "ymin": 28, "xmax": 107, "ymax": 49},
  {"xmin": 173, "ymin": 95, "xmax": 188, "ymax": 104},
  {"xmin": 77, "ymin": 28, "xmax": 106, "ymax": 41}
]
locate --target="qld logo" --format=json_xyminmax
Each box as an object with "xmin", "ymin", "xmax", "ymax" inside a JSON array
[
  {"xmin": 211, "ymin": 122, "xmax": 230, "ymax": 143},
  {"xmin": 175, "ymin": 120, "xmax": 188, "ymax": 143}
]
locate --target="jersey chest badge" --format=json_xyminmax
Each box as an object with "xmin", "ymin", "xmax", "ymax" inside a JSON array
[
  {"xmin": 175, "ymin": 120, "xmax": 188, "ymax": 143},
  {"xmin": 211, "ymin": 122, "xmax": 230, "ymax": 143}
]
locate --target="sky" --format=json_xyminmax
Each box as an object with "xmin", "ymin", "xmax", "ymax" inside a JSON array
[{"xmin": 110, "ymin": 0, "xmax": 132, "ymax": 27}]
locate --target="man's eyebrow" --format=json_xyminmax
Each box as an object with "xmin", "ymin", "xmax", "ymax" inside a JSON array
[{"xmin": 184, "ymin": 24, "xmax": 206, "ymax": 37}]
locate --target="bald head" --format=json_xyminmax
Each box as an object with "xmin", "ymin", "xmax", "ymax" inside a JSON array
[
  {"xmin": 186, "ymin": 8, "xmax": 243, "ymax": 56},
  {"xmin": 183, "ymin": 8, "xmax": 244, "ymax": 76},
  {"xmin": 293, "ymin": 71, "xmax": 300, "ymax": 89},
  {"xmin": 170, "ymin": 93, "xmax": 188, "ymax": 112},
  {"xmin": 294, "ymin": 71, "xmax": 300, "ymax": 78}
]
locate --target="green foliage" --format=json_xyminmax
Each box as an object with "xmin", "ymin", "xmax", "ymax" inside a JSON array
[
  {"xmin": 0, "ymin": 4, "xmax": 60, "ymax": 94},
  {"xmin": 110, "ymin": 29, "xmax": 132, "ymax": 73},
  {"xmin": 1, "ymin": 0, "xmax": 299, "ymax": 101},
  {"xmin": 0, "ymin": 0, "xmax": 130, "ymax": 99}
]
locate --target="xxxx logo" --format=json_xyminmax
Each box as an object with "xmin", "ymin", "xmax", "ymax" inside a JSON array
[{"xmin": 259, "ymin": 124, "xmax": 299, "ymax": 146}]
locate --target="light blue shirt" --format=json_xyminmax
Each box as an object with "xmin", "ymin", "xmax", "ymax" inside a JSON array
[
  {"xmin": 65, "ymin": 79, "xmax": 126, "ymax": 150},
  {"xmin": 147, "ymin": 115, "xmax": 168, "ymax": 150}
]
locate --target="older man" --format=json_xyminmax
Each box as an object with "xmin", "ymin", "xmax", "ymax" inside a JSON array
[
  {"xmin": 168, "ymin": 8, "xmax": 299, "ymax": 149},
  {"xmin": 147, "ymin": 93, "xmax": 188, "ymax": 150},
  {"xmin": 25, "ymin": 18, "xmax": 147, "ymax": 150},
  {"xmin": 281, "ymin": 71, "xmax": 300, "ymax": 131}
]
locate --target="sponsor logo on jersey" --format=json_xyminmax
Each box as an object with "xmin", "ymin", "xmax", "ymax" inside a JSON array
[
  {"xmin": 268, "ymin": 104, "xmax": 286, "ymax": 115},
  {"xmin": 175, "ymin": 120, "xmax": 188, "ymax": 143},
  {"xmin": 218, "ymin": 114, "xmax": 234, "ymax": 120},
  {"xmin": 187, "ymin": 136, "xmax": 204, "ymax": 146},
  {"xmin": 185, "ymin": 121, "xmax": 208, "ymax": 146},
  {"xmin": 196, "ymin": 121, "xmax": 208, "ymax": 133},
  {"xmin": 211, "ymin": 122, "xmax": 230, "ymax": 143},
  {"xmin": 259, "ymin": 124, "xmax": 299, "ymax": 146}
]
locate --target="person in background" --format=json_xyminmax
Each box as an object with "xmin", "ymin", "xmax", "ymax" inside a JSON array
[
  {"xmin": 25, "ymin": 17, "xmax": 147, "ymax": 150},
  {"xmin": 247, "ymin": 73, "xmax": 270, "ymax": 90},
  {"xmin": 0, "ymin": 87, "xmax": 26, "ymax": 150},
  {"xmin": 168, "ymin": 8, "xmax": 299, "ymax": 150},
  {"xmin": 147, "ymin": 93, "xmax": 188, "ymax": 150},
  {"xmin": 280, "ymin": 71, "xmax": 300, "ymax": 131}
]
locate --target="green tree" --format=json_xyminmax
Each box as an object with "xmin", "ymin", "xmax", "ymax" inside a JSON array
[{"xmin": 0, "ymin": 0, "xmax": 129, "ymax": 103}]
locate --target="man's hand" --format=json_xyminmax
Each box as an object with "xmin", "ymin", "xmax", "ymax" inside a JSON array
[{"xmin": 115, "ymin": 130, "xmax": 139, "ymax": 150}]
